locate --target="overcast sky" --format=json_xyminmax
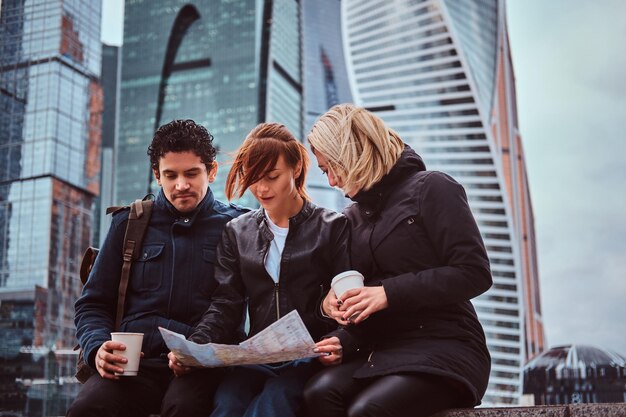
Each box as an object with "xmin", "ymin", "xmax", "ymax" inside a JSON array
[{"xmin": 101, "ymin": 1, "xmax": 626, "ymax": 355}]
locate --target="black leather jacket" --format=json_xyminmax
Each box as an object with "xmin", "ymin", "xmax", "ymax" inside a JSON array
[{"xmin": 190, "ymin": 200, "xmax": 351, "ymax": 344}]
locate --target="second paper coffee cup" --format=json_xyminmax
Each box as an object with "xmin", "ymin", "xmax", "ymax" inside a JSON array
[{"xmin": 331, "ymin": 270, "xmax": 364, "ymax": 299}]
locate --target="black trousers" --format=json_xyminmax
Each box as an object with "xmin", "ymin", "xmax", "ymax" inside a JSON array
[
  {"xmin": 304, "ymin": 359, "xmax": 462, "ymax": 417},
  {"xmin": 66, "ymin": 361, "xmax": 222, "ymax": 417}
]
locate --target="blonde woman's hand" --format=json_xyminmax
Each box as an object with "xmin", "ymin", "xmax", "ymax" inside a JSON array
[
  {"xmin": 314, "ymin": 337, "xmax": 343, "ymax": 366},
  {"xmin": 339, "ymin": 286, "xmax": 388, "ymax": 324},
  {"xmin": 322, "ymin": 289, "xmax": 350, "ymax": 326}
]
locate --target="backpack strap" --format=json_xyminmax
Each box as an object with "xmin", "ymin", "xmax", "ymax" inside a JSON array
[
  {"xmin": 105, "ymin": 205, "xmax": 125, "ymax": 215},
  {"xmin": 115, "ymin": 198, "xmax": 154, "ymax": 329},
  {"xmin": 78, "ymin": 206, "xmax": 126, "ymax": 285},
  {"xmin": 79, "ymin": 247, "xmax": 99, "ymax": 285}
]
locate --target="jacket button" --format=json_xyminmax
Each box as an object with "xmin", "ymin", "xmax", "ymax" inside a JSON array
[
  {"xmin": 369, "ymin": 363, "xmax": 374, "ymax": 368},
  {"xmin": 365, "ymin": 210, "xmax": 371, "ymax": 215},
  {"xmin": 183, "ymin": 218, "xmax": 190, "ymax": 223},
  {"xmin": 143, "ymin": 253, "xmax": 147, "ymax": 259}
]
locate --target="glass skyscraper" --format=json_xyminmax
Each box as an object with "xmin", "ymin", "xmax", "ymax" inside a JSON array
[
  {"xmin": 302, "ymin": 0, "xmax": 353, "ymax": 130},
  {"xmin": 340, "ymin": 0, "xmax": 543, "ymax": 405},
  {"xmin": 0, "ymin": 0, "xmax": 102, "ymax": 414},
  {"xmin": 94, "ymin": 43, "xmax": 120, "ymax": 246},
  {"xmin": 302, "ymin": 0, "xmax": 352, "ymax": 211},
  {"xmin": 117, "ymin": 0, "xmax": 302, "ymax": 206}
]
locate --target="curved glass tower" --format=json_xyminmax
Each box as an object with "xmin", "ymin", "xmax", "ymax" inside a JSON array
[
  {"xmin": 302, "ymin": 0, "xmax": 353, "ymax": 211},
  {"xmin": 341, "ymin": 0, "xmax": 543, "ymax": 405},
  {"xmin": 117, "ymin": 0, "xmax": 303, "ymax": 205}
]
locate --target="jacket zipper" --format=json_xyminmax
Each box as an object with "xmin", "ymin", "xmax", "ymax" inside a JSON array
[
  {"xmin": 274, "ymin": 282, "xmax": 281, "ymax": 320},
  {"xmin": 167, "ymin": 223, "xmax": 176, "ymax": 317},
  {"xmin": 368, "ymin": 222, "xmax": 382, "ymax": 273},
  {"xmin": 260, "ymin": 236, "xmax": 280, "ymax": 320}
]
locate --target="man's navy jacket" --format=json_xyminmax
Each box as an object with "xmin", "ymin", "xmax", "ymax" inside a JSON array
[{"xmin": 74, "ymin": 188, "xmax": 246, "ymax": 370}]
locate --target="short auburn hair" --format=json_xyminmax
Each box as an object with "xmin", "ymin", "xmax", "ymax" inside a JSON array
[{"xmin": 225, "ymin": 123, "xmax": 310, "ymax": 201}]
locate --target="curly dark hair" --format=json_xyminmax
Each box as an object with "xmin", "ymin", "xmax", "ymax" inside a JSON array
[{"xmin": 148, "ymin": 119, "xmax": 217, "ymax": 174}]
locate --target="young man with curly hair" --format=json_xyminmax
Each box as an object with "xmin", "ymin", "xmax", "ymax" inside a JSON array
[{"xmin": 67, "ymin": 120, "xmax": 247, "ymax": 417}]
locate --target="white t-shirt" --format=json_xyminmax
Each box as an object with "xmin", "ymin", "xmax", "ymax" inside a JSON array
[{"xmin": 264, "ymin": 213, "xmax": 289, "ymax": 283}]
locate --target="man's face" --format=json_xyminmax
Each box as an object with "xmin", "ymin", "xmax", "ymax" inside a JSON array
[{"xmin": 154, "ymin": 151, "xmax": 217, "ymax": 213}]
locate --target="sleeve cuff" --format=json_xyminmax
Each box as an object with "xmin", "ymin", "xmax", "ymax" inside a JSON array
[{"xmin": 320, "ymin": 300, "xmax": 332, "ymax": 319}]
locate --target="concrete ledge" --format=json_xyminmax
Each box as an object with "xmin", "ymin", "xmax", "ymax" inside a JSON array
[{"xmin": 432, "ymin": 403, "xmax": 626, "ymax": 417}]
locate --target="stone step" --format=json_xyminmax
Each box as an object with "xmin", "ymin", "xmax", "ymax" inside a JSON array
[{"xmin": 433, "ymin": 403, "xmax": 626, "ymax": 417}]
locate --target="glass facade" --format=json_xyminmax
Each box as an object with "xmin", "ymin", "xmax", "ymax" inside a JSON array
[
  {"xmin": 302, "ymin": 0, "xmax": 353, "ymax": 211},
  {"xmin": 94, "ymin": 44, "xmax": 120, "ymax": 245},
  {"xmin": 489, "ymin": 5, "xmax": 545, "ymax": 364},
  {"xmin": 443, "ymin": 0, "xmax": 498, "ymax": 116},
  {"xmin": 117, "ymin": 0, "xmax": 302, "ymax": 207},
  {"xmin": 100, "ymin": 45, "xmax": 119, "ymax": 150},
  {"xmin": 0, "ymin": 0, "xmax": 102, "ymax": 414}
]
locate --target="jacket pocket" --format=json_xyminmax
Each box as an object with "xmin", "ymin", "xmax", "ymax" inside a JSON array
[
  {"xmin": 391, "ymin": 215, "xmax": 440, "ymax": 266},
  {"xmin": 134, "ymin": 243, "xmax": 165, "ymax": 291},
  {"xmin": 198, "ymin": 246, "xmax": 217, "ymax": 296},
  {"xmin": 379, "ymin": 216, "xmax": 422, "ymax": 254}
]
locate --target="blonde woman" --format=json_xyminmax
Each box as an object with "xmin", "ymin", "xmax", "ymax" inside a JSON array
[
  {"xmin": 170, "ymin": 123, "xmax": 351, "ymax": 417},
  {"xmin": 304, "ymin": 104, "xmax": 492, "ymax": 417}
]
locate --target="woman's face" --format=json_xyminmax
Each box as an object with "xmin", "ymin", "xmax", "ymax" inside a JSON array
[
  {"xmin": 249, "ymin": 154, "xmax": 301, "ymax": 213},
  {"xmin": 313, "ymin": 149, "xmax": 356, "ymax": 197}
]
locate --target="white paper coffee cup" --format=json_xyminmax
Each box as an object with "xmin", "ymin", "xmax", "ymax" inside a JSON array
[
  {"xmin": 331, "ymin": 270, "xmax": 365, "ymax": 300},
  {"xmin": 111, "ymin": 332, "xmax": 143, "ymax": 376}
]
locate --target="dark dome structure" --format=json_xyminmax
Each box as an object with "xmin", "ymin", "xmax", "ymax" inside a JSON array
[{"xmin": 523, "ymin": 344, "xmax": 626, "ymax": 405}]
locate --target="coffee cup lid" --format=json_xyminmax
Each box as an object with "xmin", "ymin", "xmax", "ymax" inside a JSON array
[{"xmin": 331, "ymin": 270, "xmax": 364, "ymax": 286}]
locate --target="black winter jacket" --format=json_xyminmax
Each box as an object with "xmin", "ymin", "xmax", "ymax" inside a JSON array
[
  {"xmin": 330, "ymin": 146, "xmax": 492, "ymax": 405},
  {"xmin": 190, "ymin": 200, "xmax": 351, "ymax": 343}
]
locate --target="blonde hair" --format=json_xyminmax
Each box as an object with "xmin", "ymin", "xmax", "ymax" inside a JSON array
[
  {"xmin": 226, "ymin": 122, "xmax": 310, "ymax": 201},
  {"xmin": 307, "ymin": 104, "xmax": 404, "ymax": 193}
]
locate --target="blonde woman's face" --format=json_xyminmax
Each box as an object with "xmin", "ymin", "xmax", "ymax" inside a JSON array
[{"xmin": 313, "ymin": 149, "xmax": 356, "ymax": 197}]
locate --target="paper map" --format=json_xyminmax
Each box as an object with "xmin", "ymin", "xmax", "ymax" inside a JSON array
[{"xmin": 159, "ymin": 310, "xmax": 318, "ymax": 367}]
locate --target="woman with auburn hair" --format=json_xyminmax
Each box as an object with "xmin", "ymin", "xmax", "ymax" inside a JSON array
[
  {"xmin": 304, "ymin": 104, "xmax": 492, "ymax": 417},
  {"xmin": 169, "ymin": 122, "xmax": 351, "ymax": 417}
]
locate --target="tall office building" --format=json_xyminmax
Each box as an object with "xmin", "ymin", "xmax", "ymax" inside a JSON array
[
  {"xmin": 302, "ymin": 0, "xmax": 352, "ymax": 210},
  {"xmin": 341, "ymin": 0, "xmax": 543, "ymax": 405},
  {"xmin": 94, "ymin": 43, "xmax": 120, "ymax": 245},
  {"xmin": 488, "ymin": 3, "xmax": 544, "ymax": 363},
  {"xmin": 0, "ymin": 0, "xmax": 102, "ymax": 413},
  {"xmin": 117, "ymin": 0, "xmax": 302, "ymax": 206}
]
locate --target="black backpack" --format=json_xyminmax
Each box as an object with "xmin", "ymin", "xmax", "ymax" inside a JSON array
[{"xmin": 74, "ymin": 197, "xmax": 153, "ymax": 383}]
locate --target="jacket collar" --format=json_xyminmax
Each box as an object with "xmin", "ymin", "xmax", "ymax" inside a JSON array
[
  {"xmin": 350, "ymin": 145, "xmax": 426, "ymax": 220},
  {"xmin": 254, "ymin": 198, "xmax": 315, "ymax": 228},
  {"xmin": 157, "ymin": 187, "xmax": 215, "ymax": 223}
]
